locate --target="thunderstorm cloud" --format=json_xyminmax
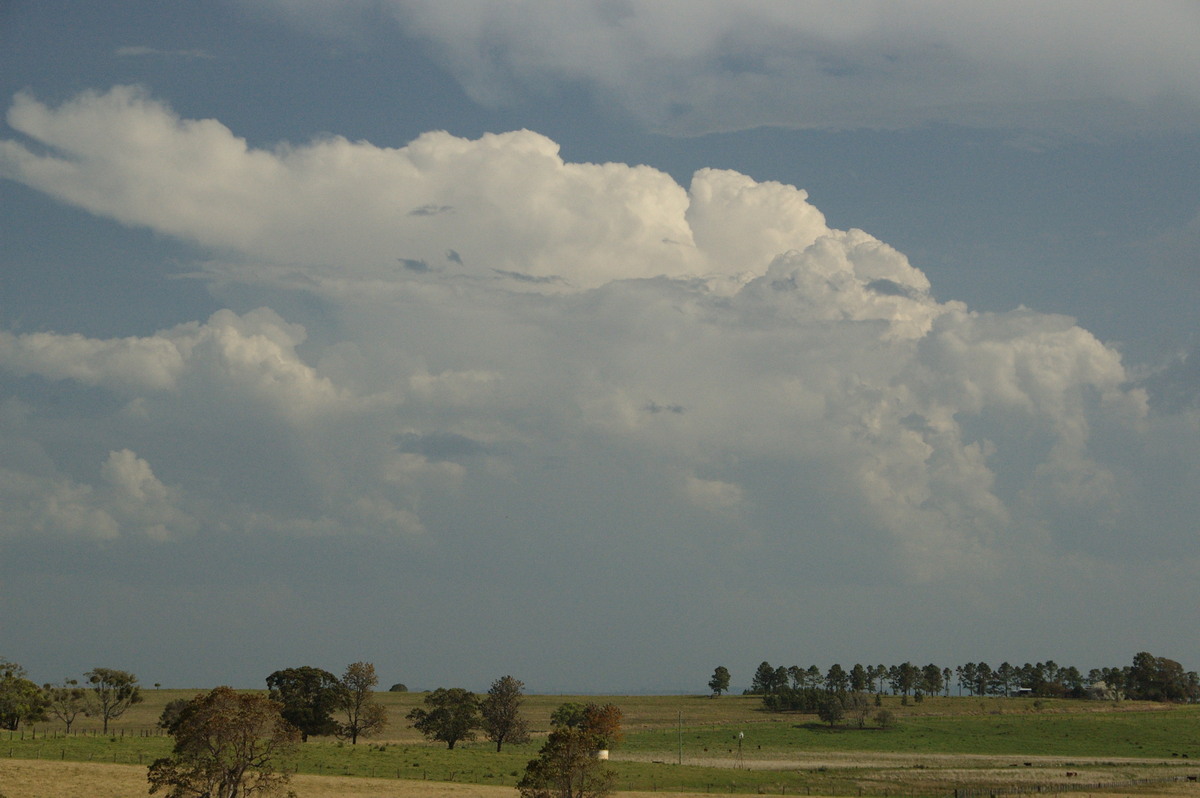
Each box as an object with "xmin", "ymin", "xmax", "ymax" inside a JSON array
[{"xmin": 1, "ymin": 84, "xmax": 1196, "ymax": 689}]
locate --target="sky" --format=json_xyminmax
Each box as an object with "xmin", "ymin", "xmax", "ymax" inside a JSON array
[{"xmin": 0, "ymin": 1, "xmax": 1197, "ymax": 695}]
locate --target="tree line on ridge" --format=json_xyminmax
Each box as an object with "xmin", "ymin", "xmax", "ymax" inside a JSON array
[{"xmin": 709, "ymin": 652, "xmax": 1199, "ymax": 711}]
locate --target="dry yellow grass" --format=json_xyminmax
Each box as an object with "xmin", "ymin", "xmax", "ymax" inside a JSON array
[
  {"xmin": 0, "ymin": 759, "xmax": 516, "ymax": 798},
  {"xmin": 0, "ymin": 759, "xmax": 722, "ymax": 798}
]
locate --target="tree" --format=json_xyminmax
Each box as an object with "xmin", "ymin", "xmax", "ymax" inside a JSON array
[
  {"xmin": 920, "ymin": 664, "xmax": 943, "ymax": 697},
  {"xmin": 749, "ymin": 661, "xmax": 776, "ymax": 694},
  {"xmin": 849, "ymin": 664, "xmax": 869, "ymax": 694},
  {"xmin": 335, "ymin": 661, "xmax": 388, "ymax": 744},
  {"xmin": 872, "ymin": 664, "xmax": 888, "ymax": 693},
  {"xmin": 147, "ymin": 686, "xmax": 299, "ymax": 798},
  {"xmin": 551, "ymin": 702, "xmax": 588, "ymax": 729},
  {"xmin": 158, "ymin": 699, "xmax": 189, "ymax": 732},
  {"xmin": 708, "ymin": 666, "xmax": 731, "ymax": 697},
  {"xmin": 408, "ymin": 687, "xmax": 482, "ymax": 749},
  {"xmin": 816, "ymin": 695, "xmax": 844, "ymax": 727},
  {"xmin": 845, "ymin": 692, "xmax": 872, "ymax": 728},
  {"xmin": 517, "ymin": 726, "xmax": 616, "ymax": 798},
  {"xmin": 957, "ymin": 663, "xmax": 977, "ymax": 696},
  {"xmin": 389, "ymin": 683, "xmax": 408, "ymax": 692},
  {"xmin": 825, "ymin": 664, "xmax": 848, "ymax": 694},
  {"xmin": 84, "ymin": 668, "xmax": 142, "ymax": 734},
  {"xmin": 265, "ymin": 666, "xmax": 340, "ymax": 741},
  {"xmin": 1060, "ymin": 665, "xmax": 1085, "ymax": 697},
  {"xmin": 0, "ymin": 660, "xmax": 48, "ymax": 731},
  {"xmin": 973, "ymin": 662, "xmax": 993, "ymax": 697},
  {"xmin": 579, "ymin": 703, "xmax": 623, "ymax": 750},
  {"xmin": 1127, "ymin": 652, "xmax": 1196, "ymax": 702},
  {"xmin": 481, "ymin": 675, "xmax": 530, "ymax": 752},
  {"xmin": 991, "ymin": 662, "xmax": 1016, "ymax": 696},
  {"xmin": 890, "ymin": 662, "xmax": 918, "ymax": 696},
  {"xmin": 42, "ymin": 679, "xmax": 86, "ymax": 733},
  {"xmin": 548, "ymin": 701, "xmax": 623, "ymax": 749}
]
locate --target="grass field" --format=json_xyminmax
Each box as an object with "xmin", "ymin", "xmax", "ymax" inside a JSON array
[{"xmin": 4, "ymin": 691, "xmax": 1199, "ymax": 796}]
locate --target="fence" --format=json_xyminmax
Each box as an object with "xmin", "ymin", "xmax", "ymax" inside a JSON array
[
  {"xmin": 4, "ymin": 727, "xmax": 167, "ymax": 740},
  {"xmin": 952, "ymin": 775, "xmax": 1198, "ymax": 798}
]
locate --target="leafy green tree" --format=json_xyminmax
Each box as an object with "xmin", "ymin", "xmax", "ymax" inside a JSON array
[
  {"xmin": 825, "ymin": 664, "xmax": 848, "ymax": 694},
  {"xmin": 84, "ymin": 667, "xmax": 142, "ymax": 734},
  {"xmin": 265, "ymin": 666, "xmax": 340, "ymax": 741},
  {"xmin": 0, "ymin": 660, "xmax": 48, "ymax": 731},
  {"xmin": 550, "ymin": 702, "xmax": 588, "ymax": 729},
  {"xmin": 42, "ymin": 679, "xmax": 86, "ymax": 733},
  {"xmin": 147, "ymin": 686, "xmax": 299, "ymax": 798},
  {"xmin": 849, "ymin": 664, "xmax": 869, "ymax": 693},
  {"xmin": 517, "ymin": 726, "xmax": 616, "ymax": 798},
  {"xmin": 957, "ymin": 663, "xmax": 977, "ymax": 696},
  {"xmin": 546, "ymin": 701, "xmax": 624, "ymax": 750},
  {"xmin": 1059, "ymin": 665, "xmax": 1085, "ymax": 696},
  {"xmin": 973, "ymin": 662, "xmax": 993, "ymax": 697},
  {"xmin": 816, "ymin": 695, "xmax": 844, "ymax": 727},
  {"xmin": 1127, "ymin": 652, "xmax": 1197, "ymax": 702},
  {"xmin": 749, "ymin": 661, "xmax": 776, "ymax": 694},
  {"xmin": 920, "ymin": 663, "xmax": 943, "ymax": 697},
  {"xmin": 407, "ymin": 687, "xmax": 481, "ymax": 749},
  {"xmin": 708, "ymin": 666, "xmax": 731, "ymax": 697},
  {"xmin": 888, "ymin": 663, "xmax": 920, "ymax": 696},
  {"xmin": 991, "ymin": 662, "xmax": 1016, "ymax": 696},
  {"xmin": 389, "ymin": 683, "xmax": 408, "ymax": 692},
  {"xmin": 481, "ymin": 675, "xmax": 530, "ymax": 752},
  {"xmin": 335, "ymin": 661, "xmax": 388, "ymax": 744},
  {"xmin": 158, "ymin": 699, "xmax": 189, "ymax": 732},
  {"xmin": 872, "ymin": 664, "xmax": 888, "ymax": 693}
]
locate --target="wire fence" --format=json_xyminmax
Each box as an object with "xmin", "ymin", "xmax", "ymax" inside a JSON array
[
  {"xmin": 951, "ymin": 775, "xmax": 1199, "ymax": 798},
  {"xmin": 4, "ymin": 726, "xmax": 167, "ymax": 740}
]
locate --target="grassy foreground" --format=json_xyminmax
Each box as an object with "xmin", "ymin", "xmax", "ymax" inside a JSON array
[{"xmin": 4, "ymin": 691, "xmax": 1200, "ymax": 795}]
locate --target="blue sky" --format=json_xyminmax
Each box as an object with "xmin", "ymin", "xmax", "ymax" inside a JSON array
[{"xmin": 1, "ymin": 1, "xmax": 1197, "ymax": 694}]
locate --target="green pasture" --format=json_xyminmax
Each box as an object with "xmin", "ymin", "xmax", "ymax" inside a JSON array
[
  {"xmin": 627, "ymin": 705, "xmax": 1200, "ymax": 760},
  {"xmin": 5, "ymin": 691, "xmax": 1199, "ymax": 795}
]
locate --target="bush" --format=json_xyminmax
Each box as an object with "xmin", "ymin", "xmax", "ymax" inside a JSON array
[
  {"xmin": 875, "ymin": 708, "xmax": 895, "ymax": 729},
  {"xmin": 389, "ymin": 683, "xmax": 408, "ymax": 692}
]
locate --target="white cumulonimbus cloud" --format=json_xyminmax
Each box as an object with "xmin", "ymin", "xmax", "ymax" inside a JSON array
[{"xmin": 0, "ymin": 87, "xmax": 1192, "ymax": 584}]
